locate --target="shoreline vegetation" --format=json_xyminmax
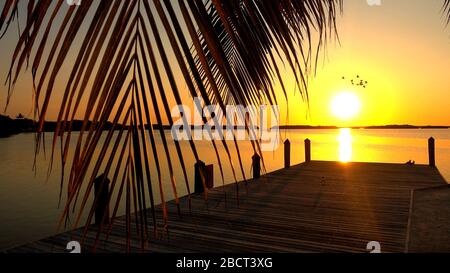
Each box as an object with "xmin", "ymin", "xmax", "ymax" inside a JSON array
[{"xmin": 0, "ymin": 114, "xmax": 448, "ymax": 138}]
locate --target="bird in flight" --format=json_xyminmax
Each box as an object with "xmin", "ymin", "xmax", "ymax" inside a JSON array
[{"xmin": 342, "ymin": 74, "xmax": 369, "ymax": 88}]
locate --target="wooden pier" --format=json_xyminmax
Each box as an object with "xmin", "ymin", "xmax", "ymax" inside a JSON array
[{"xmin": 6, "ymin": 160, "xmax": 448, "ymax": 253}]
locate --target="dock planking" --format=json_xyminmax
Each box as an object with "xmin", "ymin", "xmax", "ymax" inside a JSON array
[{"xmin": 6, "ymin": 161, "xmax": 448, "ymax": 253}]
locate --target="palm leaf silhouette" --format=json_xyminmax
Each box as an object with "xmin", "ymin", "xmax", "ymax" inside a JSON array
[
  {"xmin": 445, "ymin": 0, "xmax": 450, "ymax": 24},
  {"xmin": 1, "ymin": 0, "xmax": 343, "ymax": 251}
]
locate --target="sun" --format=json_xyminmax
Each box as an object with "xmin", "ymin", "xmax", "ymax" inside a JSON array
[{"xmin": 331, "ymin": 92, "xmax": 361, "ymax": 120}]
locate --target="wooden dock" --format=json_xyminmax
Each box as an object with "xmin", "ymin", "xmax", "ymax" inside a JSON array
[{"xmin": 6, "ymin": 160, "xmax": 448, "ymax": 253}]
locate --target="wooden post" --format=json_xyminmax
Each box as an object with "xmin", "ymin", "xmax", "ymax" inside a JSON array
[
  {"xmin": 195, "ymin": 161, "xmax": 206, "ymax": 193},
  {"xmin": 428, "ymin": 137, "xmax": 435, "ymax": 167},
  {"xmin": 94, "ymin": 174, "xmax": 110, "ymax": 226},
  {"xmin": 284, "ymin": 139, "xmax": 291, "ymax": 168},
  {"xmin": 205, "ymin": 164, "xmax": 214, "ymax": 189},
  {"xmin": 252, "ymin": 153, "xmax": 261, "ymax": 179},
  {"xmin": 305, "ymin": 139, "xmax": 311, "ymax": 163}
]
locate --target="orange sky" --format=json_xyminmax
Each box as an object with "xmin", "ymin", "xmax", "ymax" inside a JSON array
[
  {"xmin": 0, "ymin": 0, "xmax": 449, "ymax": 126},
  {"xmin": 281, "ymin": 0, "xmax": 450, "ymax": 126}
]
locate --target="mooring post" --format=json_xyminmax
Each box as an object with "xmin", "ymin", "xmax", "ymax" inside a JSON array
[
  {"xmin": 205, "ymin": 164, "xmax": 214, "ymax": 190},
  {"xmin": 305, "ymin": 139, "xmax": 311, "ymax": 163},
  {"xmin": 195, "ymin": 161, "xmax": 207, "ymax": 194},
  {"xmin": 284, "ymin": 139, "xmax": 291, "ymax": 168},
  {"xmin": 428, "ymin": 137, "xmax": 435, "ymax": 167},
  {"xmin": 94, "ymin": 174, "xmax": 110, "ymax": 226},
  {"xmin": 252, "ymin": 153, "xmax": 261, "ymax": 179}
]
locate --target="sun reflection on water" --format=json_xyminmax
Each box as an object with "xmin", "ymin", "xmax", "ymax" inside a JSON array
[{"xmin": 338, "ymin": 128, "xmax": 353, "ymax": 163}]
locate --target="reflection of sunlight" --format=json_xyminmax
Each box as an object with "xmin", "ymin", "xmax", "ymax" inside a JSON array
[{"xmin": 338, "ymin": 128, "xmax": 353, "ymax": 163}]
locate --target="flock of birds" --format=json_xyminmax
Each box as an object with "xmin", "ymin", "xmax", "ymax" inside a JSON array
[{"xmin": 342, "ymin": 75, "xmax": 369, "ymax": 88}]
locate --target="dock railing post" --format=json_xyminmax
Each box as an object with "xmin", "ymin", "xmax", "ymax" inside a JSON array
[
  {"xmin": 94, "ymin": 174, "xmax": 110, "ymax": 226},
  {"xmin": 284, "ymin": 139, "xmax": 291, "ymax": 168},
  {"xmin": 195, "ymin": 161, "xmax": 206, "ymax": 193},
  {"xmin": 252, "ymin": 153, "xmax": 261, "ymax": 179},
  {"xmin": 305, "ymin": 139, "xmax": 311, "ymax": 163},
  {"xmin": 205, "ymin": 164, "xmax": 214, "ymax": 189},
  {"xmin": 428, "ymin": 137, "xmax": 435, "ymax": 167}
]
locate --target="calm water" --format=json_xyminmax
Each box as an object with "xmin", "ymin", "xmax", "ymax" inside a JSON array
[{"xmin": 0, "ymin": 129, "xmax": 449, "ymax": 250}]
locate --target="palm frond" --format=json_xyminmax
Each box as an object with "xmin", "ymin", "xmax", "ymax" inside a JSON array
[
  {"xmin": 445, "ymin": 0, "xmax": 450, "ymax": 24},
  {"xmin": 1, "ymin": 0, "xmax": 342, "ymax": 251}
]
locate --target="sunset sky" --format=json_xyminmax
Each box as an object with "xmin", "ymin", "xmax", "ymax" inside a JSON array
[{"xmin": 0, "ymin": 0, "xmax": 449, "ymax": 126}]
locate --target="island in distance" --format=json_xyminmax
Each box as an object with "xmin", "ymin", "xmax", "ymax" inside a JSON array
[{"xmin": 0, "ymin": 114, "xmax": 448, "ymax": 138}]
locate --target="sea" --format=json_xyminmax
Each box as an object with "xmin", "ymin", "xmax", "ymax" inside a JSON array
[{"xmin": 0, "ymin": 129, "xmax": 449, "ymax": 250}]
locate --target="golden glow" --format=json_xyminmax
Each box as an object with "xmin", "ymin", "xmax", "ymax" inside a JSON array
[
  {"xmin": 338, "ymin": 128, "xmax": 353, "ymax": 163},
  {"xmin": 331, "ymin": 92, "xmax": 361, "ymax": 120}
]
